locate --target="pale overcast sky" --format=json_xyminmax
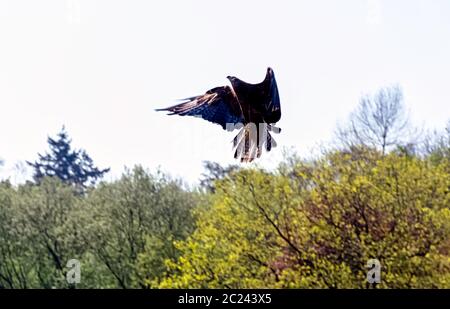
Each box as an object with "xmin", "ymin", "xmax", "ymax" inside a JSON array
[{"xmin": 0, "ymin": 0, "xmax": 449, "ymax": 184}]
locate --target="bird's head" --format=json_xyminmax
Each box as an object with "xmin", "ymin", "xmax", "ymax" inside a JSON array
[
  {"xmin": 266, "ymin": 67, "xmax": 274, "ymax": 77},
  {"xmin": 226, "ymin": 75, "xmax": 237, "ymax": 82}
]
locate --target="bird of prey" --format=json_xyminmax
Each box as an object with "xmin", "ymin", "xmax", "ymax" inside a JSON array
[{"xmin": 156, "ymin": 67, "xmax": 281, "ymax": 162}]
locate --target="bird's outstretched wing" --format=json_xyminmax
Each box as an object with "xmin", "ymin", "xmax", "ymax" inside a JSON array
[
  {"xmin": 265, "ymin": 70, "xmax": 281, "ymax": 122},
  {"xmin": 156, "ymin": 86, "xmax": 244, "ymax": 130}
]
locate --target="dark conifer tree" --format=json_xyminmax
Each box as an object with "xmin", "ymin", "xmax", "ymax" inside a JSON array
[{"xmin": 27, "ymin": 127, "xmax": 110, "ymax": 189}]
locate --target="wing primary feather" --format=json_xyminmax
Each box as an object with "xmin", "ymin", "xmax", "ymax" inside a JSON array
[{"xmin": 156, "ymin": 86, "xmax": 244, "ymax": 130}]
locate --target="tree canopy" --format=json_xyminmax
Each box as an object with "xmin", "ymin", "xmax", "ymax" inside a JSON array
[{"xmin": 1, "ymin": 135, "xmax": 448, "ymax": 288}]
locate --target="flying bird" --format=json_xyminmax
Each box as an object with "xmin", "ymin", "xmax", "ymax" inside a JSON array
[{"xmin": 156, "ymin": 68, "xmax": 281, "ymax": 162}]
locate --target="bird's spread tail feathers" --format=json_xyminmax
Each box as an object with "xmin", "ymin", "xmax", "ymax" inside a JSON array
[{"xmin": 233, "ymin": 123, "xmax": 278, "ymax": 163}]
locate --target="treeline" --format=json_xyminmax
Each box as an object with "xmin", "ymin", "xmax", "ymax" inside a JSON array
[{"xmin": 0, "ymin": 86, "xmax": 449, "ymax": 288}]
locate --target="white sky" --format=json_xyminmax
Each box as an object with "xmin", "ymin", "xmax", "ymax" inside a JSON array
[{"xmin": 0, "ymin": 0, "xmax": 449, "ymax": 184}]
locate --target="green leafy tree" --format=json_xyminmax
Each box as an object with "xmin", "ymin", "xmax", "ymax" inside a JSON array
[
  {"xmin": 75, "ymin": 166, "xmax": 197, "ymax": 288},
  {"xmin": 0, "ymin": 180, "xmax": 34, "ymax": 288},
  {"xmin": 0, "ymin": 178, "xmax": 88, "ymax": 288}
]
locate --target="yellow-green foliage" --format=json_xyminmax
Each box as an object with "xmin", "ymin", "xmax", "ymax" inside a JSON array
[{"xmin": 158, "ymin": 150, "xmax": 450, "ymax": 288}]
